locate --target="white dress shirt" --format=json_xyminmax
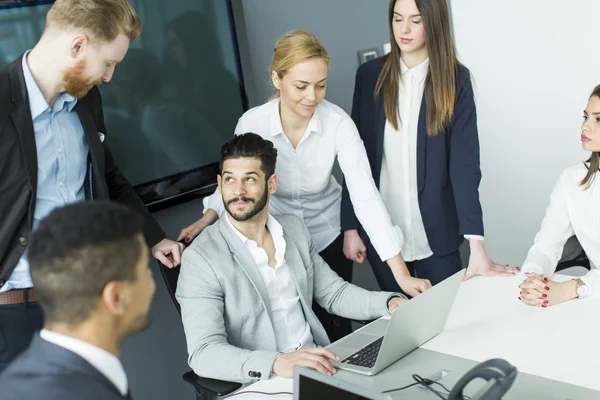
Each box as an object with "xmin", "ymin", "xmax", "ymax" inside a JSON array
[
  {"xmin": 522, "ymin": 164, "xmax": 600, "ymax": 296},
  {"xmin": 225, "ymin": 214, "xmax": 316, "ymax": 352},
  {"xmin": 379, "ymin": 59, "xmax": 483, "ymax": 262},
  {"xmin": 204, "ymin": 98, "xmax": 403, "ymax": 260},
  {"xmin": 40, "ymin": 329, "xmax": 128, "ymax": 396}
]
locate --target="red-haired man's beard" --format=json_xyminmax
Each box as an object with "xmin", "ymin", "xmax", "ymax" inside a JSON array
[{"xmin": 63, "ymin": 60, "xmax": 102, "ymax": 99}]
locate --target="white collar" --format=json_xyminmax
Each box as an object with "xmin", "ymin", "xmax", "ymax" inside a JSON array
[
  {"xmin": 225, "ymin": 213, "xmax": 286, "ymax": 267},
  {"xmin": 40, "ymin": 329, "xmax": 128, "ymax": 396},
  {"xmin": 400, "ymin": 57, "xmax": 430, "ymax": 80},
  {"xmin": 268, "ymin": 98, "xmax": 322, "ymax": 138}
]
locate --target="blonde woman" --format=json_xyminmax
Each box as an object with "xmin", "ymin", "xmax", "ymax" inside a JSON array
[{"xmin": 179, "ymin": 30, "xmax": 429, "ymax": 341}]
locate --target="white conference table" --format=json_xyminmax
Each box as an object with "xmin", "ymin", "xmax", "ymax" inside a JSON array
[{"xmin": 229, "ymin": 273, "xmax": 600, "ymax": 398}]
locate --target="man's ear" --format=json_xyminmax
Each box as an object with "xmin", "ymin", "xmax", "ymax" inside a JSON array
[
  {"xmin": 69, "ymin": 34, "xmax": 89, "ymax": 59},
  {"xmin": 217, "ymin": 174, "xmax": 222, "ymax": 192},
  {"xmin": 268, "ymin": 174, "xmax": 278, "ymax": 195},
  {"xmin": 101, "ymin": 281, "xmax": 127, "ymax": 317}
]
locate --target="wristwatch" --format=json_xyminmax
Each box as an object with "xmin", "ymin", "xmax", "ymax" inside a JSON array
[{"xmin": 573, "ymin": 278, "xmax": 590, "ymax": 299}]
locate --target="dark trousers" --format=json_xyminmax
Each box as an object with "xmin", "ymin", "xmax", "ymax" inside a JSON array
[
  {"xmin": 313, "ymin": 234, "xmax": 353, "ymax": 342},
  {"xmin": 366, "ymin": 241, "xmax": 463, "ymax": 293},
  {"xmin": 0, "ymin": 296, "xmax": 44, "ymax": 374}
]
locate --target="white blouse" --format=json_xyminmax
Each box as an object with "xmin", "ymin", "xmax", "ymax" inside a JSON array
[
  {"xmin": 203, "ymin": 98, "xmax": 403, "ymax": 260},
  {"xmin": 522, "ymin": 164, "xmax": 600, "ymax": 296},
  {"xmin": 379, "ymin": 58, "xmax": 483, "ymax": 261}
]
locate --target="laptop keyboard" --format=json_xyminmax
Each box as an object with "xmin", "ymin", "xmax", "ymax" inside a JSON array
[{"xmin": 341, "ymin": 336, "xmax": 384, "ymax": 369}]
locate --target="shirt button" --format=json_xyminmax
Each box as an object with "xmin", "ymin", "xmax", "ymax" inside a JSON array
[
  {"xmin": 18, "ymin": 237, "xmax": 28, "ymax": 246},
  {"xmin": 57, "ymin": 148, "xmax": 62, "ymax": 153}
]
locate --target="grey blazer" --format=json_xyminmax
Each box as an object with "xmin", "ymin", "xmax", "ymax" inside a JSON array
[
  {"xmin": 176, "ymin": 214, "xmax": 395, "ymax": 383},
  {"xmin": 0, "ymin": 335, "xmax": 129, "ymax": 400}
]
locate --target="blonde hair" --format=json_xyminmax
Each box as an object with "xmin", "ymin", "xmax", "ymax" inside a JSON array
[
  {"xmin": 46, "ymin": 0, "xmax": 142, "ymax": 43},
  {"xmin": 270, "ymin": 30, "xmax": 330, "ymax": 97}
]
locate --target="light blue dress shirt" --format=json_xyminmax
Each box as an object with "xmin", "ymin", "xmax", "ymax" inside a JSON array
[{"xmin": 1, "ymin": 52, "xmax": 89, "ymax": 292}]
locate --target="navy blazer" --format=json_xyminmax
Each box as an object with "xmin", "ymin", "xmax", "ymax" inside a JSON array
[
  {"xmin": 341, "ymin": 55, "xmax": 484, "ymax": 257},
  {"xmin": 0, "ymin": 335, "xmax": 130, "ymax": 400}
]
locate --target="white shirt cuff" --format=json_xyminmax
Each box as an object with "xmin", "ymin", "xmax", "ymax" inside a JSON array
[
  {"xmin": 464, "ymin": 234, "xmax": 484, "ymax": 241},
  {"xmin": 580, "ymin": 270, "xmax": 600, "ymax": 298},
  {"xmin": 371, "ymin": 226, "xmax": 404, "ymax": 262}
]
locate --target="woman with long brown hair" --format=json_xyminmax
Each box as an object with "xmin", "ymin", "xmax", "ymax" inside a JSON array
[
  {"xmin": 519, "ymin": 85, "xmax": 600, "ymax": 307},
  {"xmin": 341, "ymin": 0, "xmax": 519, "ymax": 292},
  {"xmin": 178, "ymin": 30, "xmax": 430, "ymax": 342}
]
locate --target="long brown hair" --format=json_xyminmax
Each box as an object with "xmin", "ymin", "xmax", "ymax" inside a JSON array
[
  {"xmin": 375, "ymin": 0, "xmax": 458, "ymax": 136},
  {"xmin": 581, "ymin": 85, "xmax": 600, "ymax": 188}
]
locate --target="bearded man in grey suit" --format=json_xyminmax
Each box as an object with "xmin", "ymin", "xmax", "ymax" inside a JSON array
[{"xmin": 176, "ymin": 133, "xmax": 407, "ymax": 384}]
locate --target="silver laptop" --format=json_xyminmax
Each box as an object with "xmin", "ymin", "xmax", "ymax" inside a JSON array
[
  {"xmin": 328, "ymin": 270, "xmax": 463, "ymax": 376},
  {"xmin": 294, "ymin": 366, "xmax": 393, "ymax": 400}
]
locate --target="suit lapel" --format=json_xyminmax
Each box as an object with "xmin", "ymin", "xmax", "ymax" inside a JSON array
[
  {"xmin": 218, "ymin": 218, "xmax": 273, "ymax": 317},
  {"xmin": 76, "ymin": 100, "xmax": 105, "ymax": 177},
  {"xmin": 416, "ymin": 93, "xmax": 428, "ymax": 194},
  {"xmin": 8, "ymin": 56, "xmax": 37, "ymax": 221},
  {"xmin": 281, "ymin": 229, "xmax": 308, "ymax": 303},
  {"xmin": 374, "ymin": 87, "xmax": 387, "ymax": 187}
]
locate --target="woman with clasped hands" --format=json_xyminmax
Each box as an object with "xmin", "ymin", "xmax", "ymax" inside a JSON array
[{"xmin": 519, "ymin": 85, "xmax": 600, "ymax": 307}]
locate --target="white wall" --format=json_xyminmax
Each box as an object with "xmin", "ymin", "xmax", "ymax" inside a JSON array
[{"xmin": 450, "ymin": 0, "xmax": 599, "ymax": 265}]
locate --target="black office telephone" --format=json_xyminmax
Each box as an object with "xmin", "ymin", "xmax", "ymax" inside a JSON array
[{"xmin": 447, "ymin": 358, "xmax": 517, "ymax": 400}]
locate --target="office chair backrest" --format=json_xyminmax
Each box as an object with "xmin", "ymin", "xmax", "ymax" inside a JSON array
[
  {"xmin": 158, "ymin": 261, "xmax": 182, "ymax": 315},
  {"xmin": 555, "ymin": 250, "xmax": 590, "ymax": 273}
]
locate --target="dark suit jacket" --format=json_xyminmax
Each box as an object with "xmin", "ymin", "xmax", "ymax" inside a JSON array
[
  {"xmin": 0, "ymin": 55, "xmax": 165, "ymax": 286},
  {"xmin": 0, "ymin": 335, "xmax": 129, "ymax": 400},
  {"xmin": 341, "ymin": 55, "xmax": 484, "ymax": 256}
]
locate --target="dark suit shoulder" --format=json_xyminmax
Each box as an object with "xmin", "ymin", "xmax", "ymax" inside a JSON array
[
  {"xmin": 455, "ymin": 63, "xmax": 472, "ymax": 87},
  {"xmin": 77, "ymin": 85, "xmax": 103, "ymax": 112},
  {"xmin": 0, "ymin": 351, "xmax": 124, "ymax": 400},
  {"xmin": 0, "ymin": 371, "xmax": 124, "ymax": 400},
  {"xmin": 355, "ymin": 54, "xmax": 388, "ymax": 88}
]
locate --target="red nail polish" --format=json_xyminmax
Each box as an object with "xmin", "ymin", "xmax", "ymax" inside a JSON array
[
  {"xmin": 543, "ymin": 300, "xmax": 548, "ymax": 304},
  {"xmin": 518, "ymin": 297, "xmax": 521, "ymax": 300},
  {"xmin": 542, "ymin": 304, "xmax": 547, "ymax": 308},
  {"xmin": 185, "ymin": 237, "xmax": 191, "ymax": 243},
  {"xmin": 545, "ymin": 286, "xmax": 550, "ymax": 290},
  {"xmin": 542, "ymin": 294, "xmax": 547, "ymax": 298},
  {"xmin": 543, "ymin": 277, "xmax": 548, "ymax": 282}
]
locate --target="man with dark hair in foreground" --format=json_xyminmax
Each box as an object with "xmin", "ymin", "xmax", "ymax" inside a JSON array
[{"xmin": 0, "ymin": 201, "xmax": 155, "ymax": 400}]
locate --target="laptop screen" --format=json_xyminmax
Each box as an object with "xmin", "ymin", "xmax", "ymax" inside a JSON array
[{"xmin": 297, "ymin": 375, "xmax": 380, "ymax": 400}]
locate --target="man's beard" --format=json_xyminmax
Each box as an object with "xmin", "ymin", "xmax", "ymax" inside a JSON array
[
  {"xmin": 224, "ymin": 184, "xmax": 269, "ymax": 222},
  {"xmin": 63, "ymin": 59, "xmax": 102, "ymax": 99}
]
